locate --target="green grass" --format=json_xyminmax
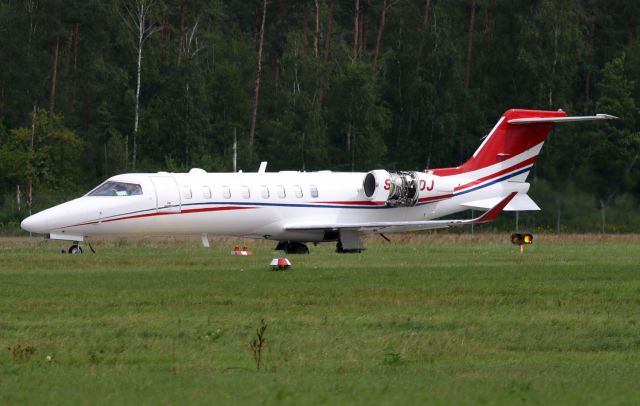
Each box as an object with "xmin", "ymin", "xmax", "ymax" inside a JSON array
[{"xmin": 1, "ymin": 235, "xmax": 640, "ymax": 405}]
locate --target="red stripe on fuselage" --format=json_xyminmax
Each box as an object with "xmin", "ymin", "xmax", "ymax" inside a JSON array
[
  {"xmin": 417, "ymin": 194, "xmax": 453, "ymax": 203},
  {"xmin": 180, "ymin": 206, "xmax": 256, "ymax": 215},
  {"xmin": 64, "ymin": 206, "xmax": 256, "ymax": 229},
  {"xmin": 416, "ymin": 156, "xmax": 537, "ymax": 203},
  {"xmin": 101, "ymin": 205, "xmax": 256, "ymax": 223},
  {"xmin": 453, "ymin": 156, "xmax": 537, "ymax": 192}
]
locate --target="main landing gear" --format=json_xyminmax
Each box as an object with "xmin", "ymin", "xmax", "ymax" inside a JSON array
[
  {"xmin": 335, "ymin": 239, "xmax": 363, "ymax": 254},
  {"xmin": 275, "ymin": 239, "xmax": 364, "ymax": 254},
  {"xmin": 275, "ymin": 241, "xmax": 310, "ymax": 254}
]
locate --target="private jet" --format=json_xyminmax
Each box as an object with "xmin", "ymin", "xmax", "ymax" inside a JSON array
[{"xmin": 21, "ymin": 109, "xmax": 615, "ymax": 254}]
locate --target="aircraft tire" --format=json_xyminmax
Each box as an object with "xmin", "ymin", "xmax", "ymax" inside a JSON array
[
  {"xmin": 294, "ymin": 245, "xmax": 309, "ymax": 254},
  {"xmin": 285, "ymin": 242, "xmax": 309, "ymax": 254},
  {"xmin": 68, "ymin": 245, "xmax": 83, "ymax": 254},
  {"xmin": 335, "ymin": 240, "xmax": 362, "ymax": 254}
]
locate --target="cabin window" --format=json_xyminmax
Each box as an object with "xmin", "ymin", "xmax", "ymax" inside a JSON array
[
  {"xmin": 294, "ymin": 185, "xmax": 303, "ymax": 198},
  {"xmin": 276, "ymin": 185, "xmax": 286, "ymax": 198},
  {"xmin": 241, "ymin": 186, "xmax": 251, "ymax": 199},
  {"xmin": 202, "ymin": 186, "xmax": 212, "ymax": 199},
  {"xmin": 223, "ymin": 186, "xmax": 231, "ymax": 199},
  {"xmin": 182, "ymin": 186, "xmax": 192, "ymax": 199},
  {"xmin": 261, "ymin": 186, "xmax": 270, "ymax": 199},
  {"xmin": 310, "ymin": 185, "xmax": 319, "ymax": 198},
  {"xmin": 88, "ymin": 181, "xmax": 142, "ymax": 197}
]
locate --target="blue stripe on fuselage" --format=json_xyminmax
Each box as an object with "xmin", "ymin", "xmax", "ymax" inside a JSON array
[
  {"xmin": 452, "ymin": 166, "xmax": 532, "ymax": 196},
  {"xmin": 91, "ymin": 166, "xmax": 531, "ymax": 222}
]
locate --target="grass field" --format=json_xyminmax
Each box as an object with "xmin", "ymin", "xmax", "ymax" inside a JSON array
[{"xmin": 1, "ymin": 234, "xmax": 640, "ymax": 405}]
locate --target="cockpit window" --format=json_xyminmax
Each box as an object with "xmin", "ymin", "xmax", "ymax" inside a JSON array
[{"xmin": 88, "ymin": 181, "xmax": 143, "ymax": 196}]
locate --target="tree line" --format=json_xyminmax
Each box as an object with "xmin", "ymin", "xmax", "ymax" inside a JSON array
[{"xmin": 0, "ymin": 0, "xmax": 639, "ymax": 233}]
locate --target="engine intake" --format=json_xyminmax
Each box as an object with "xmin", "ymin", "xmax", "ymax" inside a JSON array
[{"xmin": 363, "ymin": 172, "xmax": 377, "ymax": 198}]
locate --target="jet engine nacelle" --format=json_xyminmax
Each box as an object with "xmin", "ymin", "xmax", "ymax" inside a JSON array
[{"xmin": 363, "ymin": 170, "xmax": 420, "ymax": 207}]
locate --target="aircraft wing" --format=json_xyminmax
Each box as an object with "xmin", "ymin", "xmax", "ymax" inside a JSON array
[{"xmin": 284, "ymin": 193, "xmax": 517, "ymax": 233}]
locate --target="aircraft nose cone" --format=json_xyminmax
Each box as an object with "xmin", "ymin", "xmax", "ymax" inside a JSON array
[{"xmin": 21, "ymin": 212, "xmax": 49, "ymax": 234}]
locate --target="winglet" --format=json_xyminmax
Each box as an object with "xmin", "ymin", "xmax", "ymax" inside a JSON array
[{"xmin": 472, "ymin": 192, "xmax": 518, "ymax": 224}]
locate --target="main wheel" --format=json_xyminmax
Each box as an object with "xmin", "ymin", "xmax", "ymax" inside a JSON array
[
  {"xmin": 285, "ymin": 242, "xmax": 309, "ymax": 254},
  {"xmin": 335, "ymin": 240, "xmax": 362, "ymax": 253},
  {"xmin": 68, "ymin": 245, "xmax": 83, "ymax": 254},
  {"xmin": 294, "ymin": 245, "xmax": 309, "ymax": 254}
]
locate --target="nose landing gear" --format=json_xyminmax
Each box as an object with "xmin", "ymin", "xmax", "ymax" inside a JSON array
[{"xmin": 67, "ymin": 242, "xmax": 83, "ymax": 254}]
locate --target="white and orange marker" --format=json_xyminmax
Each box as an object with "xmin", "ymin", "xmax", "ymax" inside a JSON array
[
  {"xmin": 270, "ymin": 257, "xmax": 292, "ymax": 270},
  {"xmin": 231, "ymin": 245, "xmax": 253, "ymax": 256}
]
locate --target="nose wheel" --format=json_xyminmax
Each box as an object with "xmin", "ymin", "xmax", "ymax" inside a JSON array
[{"xmin": 68, "ymin": 243, "xmax": 83, "ymax": 254}]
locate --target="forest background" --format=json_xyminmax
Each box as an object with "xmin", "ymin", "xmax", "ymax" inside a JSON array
[{"xmin": 0, "ymin": 0, "xmax": 639, "ymax": 234}]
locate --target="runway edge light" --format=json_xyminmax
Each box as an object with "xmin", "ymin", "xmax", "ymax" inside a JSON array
[{"xmin": 511, "ymin": 232, "xmax": 533, "ymax": 254}]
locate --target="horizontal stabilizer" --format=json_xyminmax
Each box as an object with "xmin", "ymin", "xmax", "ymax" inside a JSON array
[
  {"xmin": 508, "ymin": 114, "xmax": 617, "ymax": 125},
  {"xmin": 462, "ymin": 194, "xmax": 540, "ymax": 211}
]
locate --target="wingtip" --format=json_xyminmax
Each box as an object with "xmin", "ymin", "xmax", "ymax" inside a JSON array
[{"xmin": 595, "ymin": 113, "xmax": 618, "ymax": 120}]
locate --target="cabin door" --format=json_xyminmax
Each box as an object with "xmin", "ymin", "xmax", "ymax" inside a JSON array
[{"xmin": 150, "ymin": 176, "xmax": 181, "ymax": 213}]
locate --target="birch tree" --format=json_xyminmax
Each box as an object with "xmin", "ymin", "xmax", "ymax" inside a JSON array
[
  {"xmin": 352, "ymin": 0, "xmax": 360, "ymax": 63},
  {"xmin": 248, "ymin": 0, "xmax": 268, "ymax": 159},
  {"xmin": 48, "ymin": 37, "xmax": 59, "ymax": 116},
  {"xmin": 120, "ymin": 0, "xmax": 158, "ymax": 170},
  {"xmin": 313, "ymin": 0, "xmax": 320, "ymax": 58}
]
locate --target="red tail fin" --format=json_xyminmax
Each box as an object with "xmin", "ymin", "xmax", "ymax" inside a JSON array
[
  {"xmin": 463, "ymin": 109, "xmax": 566, "ymax": 171},
  {"xmin": 433, "ymin": 109, "xmax": 566, "ymax": 176}
]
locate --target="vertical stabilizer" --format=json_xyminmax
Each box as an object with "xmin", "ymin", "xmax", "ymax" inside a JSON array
[
  {"xmin": 432, "ymin": 109, "xmax": 566, "ymax": 177},
  {"xmin": 461, "ymin": 109, "xmax": 567, "ymax": 172}
]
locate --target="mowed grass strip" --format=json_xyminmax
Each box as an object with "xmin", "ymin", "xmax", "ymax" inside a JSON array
[{"xmin": 1, "ymin": 235, "xmax": 639, "ymax": 404}]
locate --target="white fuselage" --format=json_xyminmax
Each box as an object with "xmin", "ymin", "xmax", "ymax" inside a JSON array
[{"xmin": 20, "ymin": 165, "xmax": 530, "ymax": 243}]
